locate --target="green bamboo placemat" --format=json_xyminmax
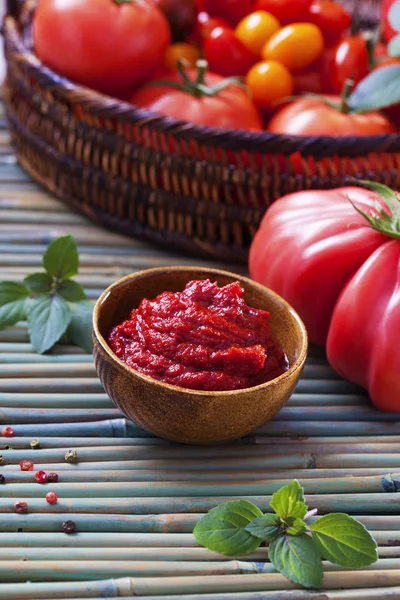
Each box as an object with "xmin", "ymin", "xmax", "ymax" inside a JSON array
[{"xmin": 1, "ymin": 106, "xmax": 400, "ymax": 600}]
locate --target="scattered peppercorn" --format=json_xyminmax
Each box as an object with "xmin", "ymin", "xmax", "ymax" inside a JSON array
[
  {"xmin": 65, "ymin": 449, "xmax": 78, "ymax": 463},
  {"xmin": 14, "ymin": 501, "xmax": 28, "ymax": 514},
  {"xmin": 47, "ymin": 472, "xmax": 59, "ymax": 483},
  {"xmin": 1, "ymin": 426, "xmax": 14, "ymax": 437},
  {"xmin": 0, "ymin": 475, "xmax": 5, "ymax": 484},
  {"xmin": 30, "ymin": 439, "xmax": 41, "ymax": 450},
  {"xmin": 62, "ymin": 520, "xmax": 76, "ymax": 534},
  {"xmin": 34, "ymin": 470, "xmax": 47, "ymax": 484},
  {"xmin": 45, "ymin": 491, "xmax": 58, "ymax": 504},
  {"xmin": 20, "ymin": 460, "xmax": 34, "ymax": 471}
]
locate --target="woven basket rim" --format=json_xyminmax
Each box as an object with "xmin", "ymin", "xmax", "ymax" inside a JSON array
[{"xmin": 4, "ymin": 6, "xmax": 400, "ymax": 156}]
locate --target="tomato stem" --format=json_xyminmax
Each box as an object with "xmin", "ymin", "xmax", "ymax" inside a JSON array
[
  {"xmin": 339, "ymin": 79, "xmax": 354, "ymax": 114},
  {"xmin": 144, "ymin": 59, "xmax": 246, "ymax": 98},
  {"xmin": 350, "ymin": 180, "xmax": 400, "ymax": 241}
]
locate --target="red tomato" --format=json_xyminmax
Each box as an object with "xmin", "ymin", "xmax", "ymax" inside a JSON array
[
  {"xmin": 267, "ymin": 97, "xmax": 394, "ymax": 136},
  {"xmin": 33, "ymin": 0, "xmax": 170, "ymax": 96},
  {"xmin": 130, "ymin": 65, "xmax": 262, "ymax": 130},
  {"xmin": 382, "ymin": 0, "xmax": 398, "ymax": 43},
  {"xmin": 325, "ymin": 35, "xmax": 369, "ymax": 94},
  {"xmin": 254, "ymin": 0, "xmax": 312, "ymax": 24},
  {"xmin": 202, "ymin": 0, "xmax": 253, "ymax": 27},
  {"xmin": 292, "ymin": 67, "xmax": 325, "ymax": 94},
  {"xmin": 196, "ymin": 11, "xmax": 229, "ymax": 39},
  {"xmin": 306, "ymin": 0, "xmax": 351, "ymax": 46},
  {"xmin": 249, "ymin": 187, "xmax": 390, "ymax": 347},
  {"xmin": 374, "ymin": 41, "xmax": 389, "ymax": 61},
  {"xmin": 327, "ymin": 240, "xmax": 400, "ymax": 412},
  {"xmin": 204, "ymin": 27, "xmax": 257, "ymax": 76}
]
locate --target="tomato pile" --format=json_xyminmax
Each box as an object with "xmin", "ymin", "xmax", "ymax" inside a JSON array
[{"xmin": 32, "ymin": 0, "xmax": 400, "ymax": 134}]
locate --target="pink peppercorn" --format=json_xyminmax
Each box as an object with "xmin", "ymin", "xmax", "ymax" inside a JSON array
[
  {"xmin": 1, "ymin": 426, "xmax": 14, "ymax": 437},
  {"xmin": 34, "ymin": 471, "xmax": 47, "ymax": 484},
  {"xmin": 14, "ymin": 501, "xmax": 28, "ymax": 514},
  {"xmin": 20, "ymin": 460, "xmax": 34, "ymax": 471},
  {"xmin": 45, "ymin": 491, "xmax": 58, "ymax": 504},
  {"xmin": 47, "ymin": 472, "xmax": 59, "ymax": 483}
]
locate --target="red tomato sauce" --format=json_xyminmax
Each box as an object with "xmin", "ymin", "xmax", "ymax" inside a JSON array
[{"xmin": 108, "ymin": 279, "xmax": 289, "ymax": 391}]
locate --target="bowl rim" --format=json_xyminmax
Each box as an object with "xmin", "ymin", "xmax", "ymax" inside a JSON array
[{"xmin": 93, "ymin": 266, "xmax": 308, "ymax": 397}]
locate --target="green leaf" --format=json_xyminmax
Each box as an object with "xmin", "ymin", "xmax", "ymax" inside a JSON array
[
  {"xmin": 348, "ymin": 180, "xmax": 400, "ymax": 240},
  {"xmin": 43, "ymin": 235, "xmax": 79, "ymax": 280},
  {"xmin": 286, "ymin": 518, "xmax": 306, "ymax": 536},
  {"xmin": 27, "ymin": 294, "xmax": 72, "ymax": 354},
  {"xmin": 349, "ymin": 64, "xmax": 400, "ymax": 112},
  {"xmin": 193, "ymin": 500, "xmax": 263, "ymax": 556},
  {"xmin": 24, "ymin": 273, "xmax": 53, "ymax": 294},
  {"xmin": 269, "ymin": 533, "xmax": 323, "ymax": 589},
  {"xmin": 57, "ymin": 280, "xmax": 87, "ymax": 302},
  {"xmin": 309, "ymin": 514, "xmax": 378, "ymax": 568},
  {"xmin": 389, "ymin": 1, "xmax": 400, "ymax": 32},
  {"xmin": 0, "ymin": 282, "xmax": 30, "ymax": 329},
  {"xmin": 67, "ymin": 300, "xmax": 93, "ymax": 354},
  {"xmin": 0, "ymin": 299, "xmax": 27, "ymax": 329},
  {"xmin": 0, "ymin": 281, "xmax": 30, "ymax": 305},
  {"xmin": 270, "ymin": 480, "xmax": 308, "ymax": 521},
  {"xmin": 389, "ymin": 33, "xmax": 400, "ymax": 57},
  {"xmin": 245, "ymin": 514, "xmax": 282, "ymax": 541}
]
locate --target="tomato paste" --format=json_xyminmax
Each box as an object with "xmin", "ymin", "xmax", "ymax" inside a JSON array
[{"xmin": 108, "ymin": 279, "xmax": 289, "ymax": 391}]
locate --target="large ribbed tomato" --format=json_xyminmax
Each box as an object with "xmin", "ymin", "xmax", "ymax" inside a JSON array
[
  {"xmin": 249, "ymin": 183, "xmax": 400, "ymax": 411},
  {"xmin": 33, "ymin": 0, "xmax": 171, "ymax": 95}
]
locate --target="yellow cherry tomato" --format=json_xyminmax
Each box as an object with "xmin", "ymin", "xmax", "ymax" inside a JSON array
[
  {"xmin": 164, "ymin": 43, "xmax": 200, "ymax": 72},
  {"xmin": 245, "ymin": 60, "xmax": 293, "ymax": 111},
  {"xmin": 262, "ymin": 23, "xmax": 324, "ymax": 71},
  {"xmin": 235, "ymin": 10, "xmax": 281, "ymax": 57}
]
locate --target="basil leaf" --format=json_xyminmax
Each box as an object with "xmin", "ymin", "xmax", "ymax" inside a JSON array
[
  {"xmin": 193, "ymin": 500, "xmax": 263, "ymax": 556},
  {"xmin": 269, "ymin": 533, "xmax": 323, "ymax": 589},
  {"xmin": 309, "ymin": 514, "xmax": 378, "ymax": 568},
  {"xmin": 0, "ymin": 282, "xmax": 30, "ymax": 329},
  {"xmin": 389, "ymin": 33, "xmax": 400, "ymax": 58},
  {"xmin": 389, "ymin": 1, "xmax": 400, "ymax": 32},
  {"xmin": 0, "ymin": 298, "xmax": 27, "ymax": 329},
  {"xmin": 270, "ymin": 480, "xmax": 308, "ymax": 521},
  {"xmin": 245, "ymin": 514, "xmax": 282, "ymax": 541},
  {"xmin": 43, "ymin": 235, "xmax": 79, "ymax": 280},
  {"xmin": 67, "ymin": 300, "xmax": 93, "ymax": 354},
  {"xmin": 0, "ymin": 281, "xmax": 30, "ymax": 305},
  {"xmin": 286, "ymin": 518, "xmax": 306, "ymax": 536},
  {"xmin": 57, "ymin": 280, "xmax": 87, "ymax": 302},
  {"xmin": 349, "ymin": 64, "xmax": 400, "ymax": 112},
  {"xmin": 25, "ymin": 273, "xmax": 53, "ymax": 294},
  {"xmin": 27, "ymin": 294, "xmax": 72, "ymax": 354}
]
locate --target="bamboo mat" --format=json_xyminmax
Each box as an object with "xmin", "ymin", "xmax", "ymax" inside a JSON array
[{"xmin": 1, "ymin": 103, "xmax": 400, "ymax": 600}]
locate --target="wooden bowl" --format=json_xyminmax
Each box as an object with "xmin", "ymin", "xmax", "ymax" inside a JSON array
[{"xmin": 93, "ymin": 267, "xmax": 308, "ymax": 444}]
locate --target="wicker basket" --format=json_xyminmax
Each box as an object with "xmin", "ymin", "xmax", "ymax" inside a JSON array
[{"xmin": 3, "ymin": 0, "xmax": 399, "ymax": 263}]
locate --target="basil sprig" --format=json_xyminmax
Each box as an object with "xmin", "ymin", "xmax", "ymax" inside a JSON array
[
  {"xmin": 0, "ymin": 236, "xmax": 93, "ymax": 354},
  {"xmin": 194, "ymin": 480, "xmax": 378, "ymax": 589}
]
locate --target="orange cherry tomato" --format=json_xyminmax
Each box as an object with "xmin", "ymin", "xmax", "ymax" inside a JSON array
[
  {"xmin": 165, "ymin": 43, "xmax": 200, "ymax": 71},
  {"xmin": 262, "ymin": 23, "xmax": 324, "ymax": 71},
  {"xmin": 235, "ymin": 11, "xmax": 281, "ymax": 56},
  {"xmin": 246, "ymin": 60, "xmax": 294, "ymax": 111}
]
